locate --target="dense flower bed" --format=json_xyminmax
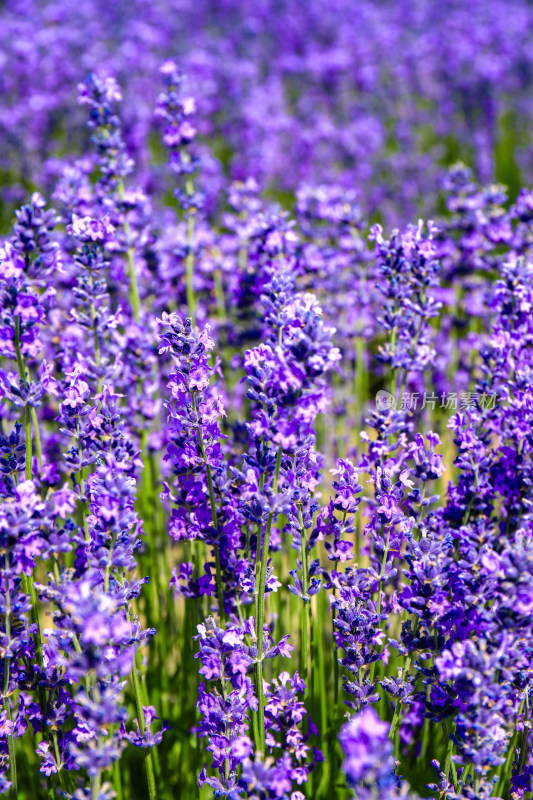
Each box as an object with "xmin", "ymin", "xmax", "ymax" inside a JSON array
[{"xmin": 1, "ymin": 5, "xmax": 533, "ymax": 800}]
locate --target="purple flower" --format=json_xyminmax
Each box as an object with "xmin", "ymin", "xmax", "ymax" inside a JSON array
[
  {"xmin": 68, "ymin": 215, "xmax": 115, "ymax": 243},
  {"xmin": 35, "ymin": 741, "xmax": 58, "ymax": 776},
  {"xmin": 339, "ymin": 708, "xmax": 390, "ymax": 785}
]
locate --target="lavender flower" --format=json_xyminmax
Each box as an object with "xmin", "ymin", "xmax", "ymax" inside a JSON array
[{"xmin": 339, "ymin": 708, "xmax": 416, "ymax": 799}]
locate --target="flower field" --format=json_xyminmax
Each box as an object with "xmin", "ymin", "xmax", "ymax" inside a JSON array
[{"xmin": 2, "ymin": 2, "xmax": 533, "ymax": 799}]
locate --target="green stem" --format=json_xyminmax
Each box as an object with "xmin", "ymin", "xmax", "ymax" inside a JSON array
[
  {"xmin": 375, "ymin": 526, "xmax": 391, "ymax": 617},
  {"xmin": 389, "ymin": 659, "xmax": 413, "ymax": 746},
  {"xmin": 299, "ymin": 507, "xmax": 310, "ymax": 685},
  {"xmin": 255, "ymin": 447, "xmax": 282, "ymax": 756},
  {"xmin": 193, "ymin": 391, "xmax": 225, "ymax": 621},
  {"xmin": 325, "ymin": 561, "xmax": 341, "ymax": 800},
  {"xmin": 443, "ymin": 719, "xmax": 458, "ymax": 793},
  {"xmin": 118, "ymin": 179, "xmax": 141, "ymax": 323},
  {"xmin": 22, "ymin": 574, "xmax": 44, "ymax": 666},
  {"xmin": 76, "ymin": 419, "xmax": 91, "ymax": 544},
  {"xmin": 14, "ymin": 316, "xmax": 42, "ymax": 473},
  {"xmin": 395, "ymin": 313, "xmax": 425, "ymax": 404},
  {"xmin": 14, "ymin": 316, "xmax": 33, "ymax": 479},
  {"xmin": 213, "ymin": 545, "xmax": 225, "ymax": 622},
  {"xmin": 354, "ymin": 334, "xmax": 368, "ymax": 434},
  {"xmin": 418, "ymin": 684, "xmax": 431, "ymax": 764},
  {"xmin": 389, "ymin": 686, "xmax": 406, "ymax": 746},
  {"xmin": 186, "ymin": 215, "xmax": 196, "ymax": 323},
  {"xmin": 140, "ymin": 442, "xmax": 166, "ymax": 712},
  {"xmin": 518, "ymin": 689, "xmax": 530, "ymax": 776},
  {"xmin": 185, "ymin": 173, "xmax": 196, "ymax": 323},
  {"xmin": 11, "ymin": 323, "xmax": 48, "ymax": 724},
  {"xmin": 88, "ymin": 267, "xmax": 102, "ymax": 392},
  {"xmin": 15, "ymin": 374, "xmax": 44, "ymax": 709},
  {"xmin": 314, "ymin": 589, "xmax": 328, "ymax": 764},
  {"xmin": 14, "ymin": 316, "xmax": 25, "ymax": 380},
  {"xmin": 255, "ymin": 513, "xmax": 274, "ymax": 757},
  {"xmin": 91, "ymin": 770, "xmax": 102, "ymax": 800},
  {"xmin": 24, "ymin": 405, "xmax": 32, "ymax": 480},
  {"xmin": 31, "ymin": 408, "xmax": 42, "ymax": 471},
  {"xmin": 389, "ymin": 618, "xmax": 419, "ymax": 746},
  {"xmin": 462, "ymin": 764, "xmax": 473, "ymax": 785},
  {"xmin": 370, "ymin": 526, "xmax": 392, "ymax": 685},
  {"xmin": 52, "ymin": 731, "xmax": 67, "ymax": 790},
  {"xmin": 72, "ymin": 633, "xmax": 91, "ymax": 694},
  {"xmin": 3, "ymin": 570, "xmax": 17, "ymax": 799},
  {"xmin": 388, "ymin": 300, "xmax": 399, "ymax": 396},
  {"xmin": 131, "ymin": 658, "xmax": 157, "ymax": 800},
  {"xmin": 497, "ymin": 692, "xmax": 529, "ymax": 797}
]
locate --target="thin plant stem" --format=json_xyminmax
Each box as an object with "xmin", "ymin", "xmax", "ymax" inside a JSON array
[
  {"xmin": 370, "ymin": 525, "xmax": 392, "ymax": 686},
  {"xmin": 496, "ymin": 692, "xmax": 528, "ymax": 797},
  {"xmin": 3, "ymin": 568, "xmax": 17, "ymax": 799},
  {"xmin": 24, "ymin": 405, "xmax": 32, "ymax": 480},
  {"xmin": 31, "ymin": 408, "xmax": 42, "ymax": 471},
  {"xmin": 354, "ymin": 334, "xmax": 368, "ymax": 434},
  {"xmin": 184, "ymin": 171, "xmax": 196, "ymax": 322},
  {"xmin": 443, "ymin": 719, "xmax": 459, "ymax": 793},
  {"xmin": 518, "ymin": 688, "xmax": 530, "ymax": 775},
  {"xmin": 298, "ymin": 506, "xmax": 310, "ymax": 685},
  {"xmin": 76, "ymin": 418, "xmax": 91, "ymax": 543},
  {"xmin": 14, "ymin": 315, "xmax": 43, "ymax": 474},
  {"xmin": 213, "ymin": 269, "xmax": 227, "ymax": 344},
  {"xmin": 131, "ymin": 656, "xmax": 157, "ymax": 800},
  {"xmin": 395, "ymin": 315, "xmax": 425, "ymax": 404},
  {"xmin": 88, "ymin": 266, "xmax": 102, "ymax": 392},
  {"xmin": 118, "ymin": 179, "xmax": 141, "ymax": 323},
  {"xmin": 14, "ymin": 320, "xmax": 48, "ymax": 716},
  {"xmin": 389, "ymin": 619, "xmax": 419, "ymax": 746},
  {"xmin": 14, "ymin": 316, "xmax": 25, "ymax": 379},
  {"xmin": 192, "ymin": 390, "xmax": 225, "ymax": 621},
  {"xmin": 314, "ymin": 589, "xmax": 328, "ymax": 742},
  {"xmin": 14, "ymin": 316, "xmax": 33, "ymax": 478},
  {"xmin": 255, "ymin": 446, "xmax": 282, "ymax": 756},
  {"xmin": 313, "ymin": 588, "xmax": 329, "ymax": 798},
  {"xmin": 186, "ymin": 210, "xmax": 195, "ymax": 322},
  {"xmin": 91, "ymin": 771, "xmax": 102, "ymax": 800}
]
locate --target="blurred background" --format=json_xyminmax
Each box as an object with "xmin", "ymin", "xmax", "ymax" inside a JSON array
[{"xmin": 0, "ymin": 0, "xmax": 532, "ymax": 229}]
